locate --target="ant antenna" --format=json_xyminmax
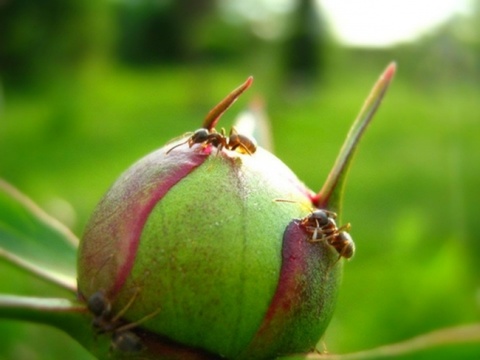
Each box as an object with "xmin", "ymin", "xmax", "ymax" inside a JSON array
[
  {"xmin": 111, "ymin": 287, "xmax": 140, "ymax": 323},
  {"xmin": 165, "ymin": 138, "xmax": 190, "ymax": 155},
  {"xmin": 114, "ymin": 307, "xmax": 162, "ymax": 334}
]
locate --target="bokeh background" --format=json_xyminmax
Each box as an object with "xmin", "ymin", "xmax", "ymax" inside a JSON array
[{"xmin": 1, "ymin": 0, "xmax": 479, "ymax": 359}]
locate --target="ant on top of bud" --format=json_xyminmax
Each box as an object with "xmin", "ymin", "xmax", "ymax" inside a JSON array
[
  {"xmin": 166, "ymin": 127, "xmax": 257, "ymax": 155},
  {"xmin": 166, "ymin": 77, "xmax": 257, "ymax": 156}
]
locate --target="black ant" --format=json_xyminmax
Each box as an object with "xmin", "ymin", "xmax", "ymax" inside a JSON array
[
  {"xmin": 166, "ymin": 126, "xmax": 257, "ymax": 155},
  {"xmin": 87, "ymin": 289, "xmax": 160, "ymax": 353},
  {"xmin": 300, "ymin": 209, "xmax": 355, "ymax": 260},
  {"xmin": 166, "ymin": 77, "xmax": 257, "ymax": 155},
  {"xmin": 275, "ymin": 199, "xmax": 355, "ymax": 261}
]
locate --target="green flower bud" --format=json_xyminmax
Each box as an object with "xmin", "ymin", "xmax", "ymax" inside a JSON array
[{"xmin": 77, "ymin": 66, "xmax": 395, "ymax": 359}]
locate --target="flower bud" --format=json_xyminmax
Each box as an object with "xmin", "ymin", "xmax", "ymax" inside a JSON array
[{"xmin": 77, "ymin": 67, "xmax": 395, "ymax": 359}]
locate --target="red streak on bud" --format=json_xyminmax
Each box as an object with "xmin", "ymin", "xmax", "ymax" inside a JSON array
[
  {"xmin": 78, "ymin": 145, "xmax": 208, "ymax": 299},
  {"xmin": 239, "ymin": 221, "xmax": 339, "ymax": 359},
  {"xmin": 111, "ymin": 149, "xmax": 208, "ymax": 294}
]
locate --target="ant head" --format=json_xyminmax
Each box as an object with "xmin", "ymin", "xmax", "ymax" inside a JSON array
[
  {"xmin": 309, "ymin": 210, "xmax": 330, "ymax": 227},
  {"xmin": 189, "ymin": 129, "xmax": 210, "ymax": 146},
  {"xmin": 87, "ymin": 290, "xmax": 111, "ymax": 318}
]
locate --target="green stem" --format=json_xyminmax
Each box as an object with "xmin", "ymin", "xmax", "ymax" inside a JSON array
[{"xmin": 297, "ymin": 323, "xmax": 480, "ymax": 359}]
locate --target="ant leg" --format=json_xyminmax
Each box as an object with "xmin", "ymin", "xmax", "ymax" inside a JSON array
[
  {"xmin": 243, "ymin": 145, "xmax": 253, "ymax": 155},
  {"xmin": 337, "ymin": 223, "xmax": 351, "ymax": 232},
  {"xmin": 111, "ymin": 288, "xmax": 141, "ymax": 323},
  {"xmin": 330, "ymin": 239, "xmax": 353, "ymax": 268},
  {"xmin": 114, "ymin": 307, "xmax": 162, "ymax": 333},
  {"xmin": 339, "ymin": 243, "xmax": 350, "ymax": 259},
  {"xmin": 323, "ymin": 251, "xmax": 343, "ymax": 282},
  {"xmin": 308, "ymin": 230, "xmax": 336, "ymax": 244},
  {"xmin": 332, "ymin": 253, "xmax": 342, "ymax": 266},
  {"xmin": 324, "ymin": 210, "xmax": 338, "ymax": 219},
  {"xmin": 237, "ymin": 143, "xmax": 253, "ymax": 155}
]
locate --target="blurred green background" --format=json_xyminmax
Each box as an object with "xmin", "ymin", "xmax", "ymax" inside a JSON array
[{"xmin": 1, "ymin": 0, "xmax": 479, "ymax": 359}]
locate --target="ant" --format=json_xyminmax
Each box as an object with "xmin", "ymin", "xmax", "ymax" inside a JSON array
[
  {"xmin": 300, "ymin": 209, "xmax": 355, "ymax": 260},
  {"xmin": 87, "ymin": 289, "xmax": 160, "ymax": 353},
  {"xmin": 275, "ymin": 199, "xmax": 355, "ymax": 261},
  {"xmin": 226, "ymin": 127, "xmax": 258, "ymax": 155},
  {"xmin": 166, "ymin": 77, "xmax": 257, "ymax": 156},
  {"xmin": 166, "ymin": 127, "xmax": 257, "ymax": 155}
]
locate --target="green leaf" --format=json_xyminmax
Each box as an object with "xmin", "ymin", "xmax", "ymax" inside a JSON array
[
  {"xmin": 0, "ymin": 294, "xmax": 111, "ymax": 359},
  {"xmin": 0, "ymin": 179, "xmax": 78, "ymax": 292},
  {"xmin": 314, "ymin": 63, "xmax": 397, "ymax": 215}
]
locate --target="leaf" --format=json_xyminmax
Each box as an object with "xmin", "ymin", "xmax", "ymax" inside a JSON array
[
  {"xmin": 0, "ymin": 294, "xmax": 111, "ymax": 359},
  {"xmin": 0, "ymin": 179, "xmax": 78, "ymax": 292},
  {"xmin": 313, "ymin": 63, "xmax": 397, "ymax": 214}
]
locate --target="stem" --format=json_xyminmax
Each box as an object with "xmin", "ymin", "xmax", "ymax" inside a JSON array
[
  {"xmin": 301, "ymin": 323, "xmax": 480, "ymax": 359},
  {"xmin": 313, "ymin": 63, "xmax": 396, "ymax": 213}
]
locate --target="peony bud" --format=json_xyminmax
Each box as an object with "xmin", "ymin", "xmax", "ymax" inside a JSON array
[{"xmin": 77, "ymin": 67, "xmax": 395, "ymax": 359}]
